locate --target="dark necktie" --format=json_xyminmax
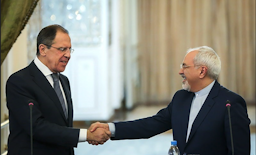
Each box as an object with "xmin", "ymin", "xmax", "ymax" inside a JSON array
[{"xmin": 51, "ymin": 73, "xmax": 68, "ymax": 119}]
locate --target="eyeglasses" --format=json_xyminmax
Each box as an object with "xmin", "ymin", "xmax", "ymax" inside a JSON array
[
  {"xmin": 180, "ymin": 64, "xmax": 193, "ymax": 69},
  {"xmin": 44, "ymin": 44, "xmax": 74, "ymax": 54}
]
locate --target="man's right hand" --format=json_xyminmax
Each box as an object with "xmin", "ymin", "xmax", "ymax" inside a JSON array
[
  {"xmin": 87, "ymin": 122, "xmax": 110, "ymax": 145},
  {"xmin": 86, "ymin": 126, "xmax": 111, "ymax": 145}
]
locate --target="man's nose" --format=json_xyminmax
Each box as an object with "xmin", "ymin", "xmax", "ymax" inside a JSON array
[
  {"xmin": 64, "ymin": 50, "xmax": 71, "ymax": 58},
  {"xmin": 178, "ymin": 68, "xmax": 184, "ymax": 75}
]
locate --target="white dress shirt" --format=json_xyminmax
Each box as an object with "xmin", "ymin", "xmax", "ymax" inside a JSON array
[
  {"xmin": 34, "ymin": 57, "xmax": 87, "ymax": 142},
  {"xmin": 186, "ymin": 80, "xmax": 215, "ymax": 142}
]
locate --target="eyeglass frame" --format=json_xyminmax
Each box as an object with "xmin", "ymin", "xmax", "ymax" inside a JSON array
[
  {"xmin": 180, "ymin": 63, "xmax": 193, "ymax": 69},
  {"xmin": 43, "ymin": 44, "xmax": 74, "ymax": 54},
  {"xmin": 180, "ymin": 63, "xmax": 204, "ymax": 69}
]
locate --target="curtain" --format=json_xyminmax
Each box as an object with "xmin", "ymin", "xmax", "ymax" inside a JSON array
[
  {"xmin": 1, "ymin": 0, "xmax": 39, "ymax": 65},
  {"xmin": 136, "ymin": 0, "xmax": 255, "ymax": 104}
]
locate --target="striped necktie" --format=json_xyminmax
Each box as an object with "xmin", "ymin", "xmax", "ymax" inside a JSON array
[{"xmin": 51, "ymin": 73, "xmax": 68, "ymax": 119}]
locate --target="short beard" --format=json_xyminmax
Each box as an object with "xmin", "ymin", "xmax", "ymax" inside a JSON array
[{"xmin": 182, "ymin": 80, "xmax": 191, "ymax": 91}]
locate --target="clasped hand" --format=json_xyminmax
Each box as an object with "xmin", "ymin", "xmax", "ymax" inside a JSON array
[{"xmin": 87, "ymin": 122, "xmax": 110, "ymax": 145}]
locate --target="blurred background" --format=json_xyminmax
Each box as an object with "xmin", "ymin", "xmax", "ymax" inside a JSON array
[{"xmin": 1, "ymin": 0, "xmax": 255, "ymax": 154}]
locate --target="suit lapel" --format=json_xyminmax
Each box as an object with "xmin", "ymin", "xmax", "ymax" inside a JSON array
[
  {"xmin": 28, "ymin": 62, "xmax": 68, "ymax": 124},
  {"xmin": 172, "ymin": 91, "xmax": 194, "ymax": 150},
  {"xmin": 186, "ymin": 82, "xmax": 220, "ymax": 145},
  {"xmin": 179, "ymin": 92, "xmax": 195, "ymax": 147},
  {"xmin": 59, "ymin": 75, "xmax": 73, "ymax": 126}
]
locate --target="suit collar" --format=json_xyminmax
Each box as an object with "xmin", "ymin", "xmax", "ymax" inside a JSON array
[{"xmin": 194, "ymin": 80, "xmax": 215, "ymax": 97}]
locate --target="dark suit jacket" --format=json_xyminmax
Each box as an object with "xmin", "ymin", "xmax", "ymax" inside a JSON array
[
  {"xmin": 6, "ymin": 61, "xmax": 80, "ymax": 155},
  {"xmin": 112, "ymin": 81, "xmax": 251, "ymax": 155}
]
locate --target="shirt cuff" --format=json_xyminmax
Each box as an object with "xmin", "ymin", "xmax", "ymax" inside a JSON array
[
  {"xmin": 108, "ymin": 123, "xmax": 115, "ymax": 137},
  {"xmin": 78, "ymin": 129, "xmax": 87, "ymax": 142}
]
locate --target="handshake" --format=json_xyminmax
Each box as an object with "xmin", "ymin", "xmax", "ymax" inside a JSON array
[{"xmin": 86, "ymin": 122, "xmax": 111, "ymax": 145}]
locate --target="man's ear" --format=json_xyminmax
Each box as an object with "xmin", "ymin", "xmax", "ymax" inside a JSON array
[
  {"xmin": 38, "ymin": 44, "xmax": 47, "ymax": 56},
  {"xmin": 199, "ymin": 66, "xmax": 207, "ymax": 78}
]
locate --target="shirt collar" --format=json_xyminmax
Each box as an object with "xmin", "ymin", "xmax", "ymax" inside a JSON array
[
  {"xmin": 194, "ymin": 80, "xmax": 215, "ymax": 97},
  {"xmin": 34, "ymin": 56, "xmax": 53, "ymax": 77}
]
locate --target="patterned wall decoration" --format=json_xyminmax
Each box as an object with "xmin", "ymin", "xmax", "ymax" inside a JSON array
[{"xmin": 41, "ymin": 0, "xmax": 101, "ymax": 47}]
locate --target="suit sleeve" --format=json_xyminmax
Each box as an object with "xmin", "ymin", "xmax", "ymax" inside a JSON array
[
  {"xmin": 6, "ymin": 74, "xmax": 80, "ymax": 147},
  {"xmin": 224, "ymin": 96, "xmax": 251, "ymax": 155},
  {"xmin": 112, "ymin": 102, "xmax": 173, "ymax": 140}
]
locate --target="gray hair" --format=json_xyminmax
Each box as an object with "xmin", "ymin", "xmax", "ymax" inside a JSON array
[{"xmin": 187, "ymin": 46, "xmax": 221, "ymax": 80}]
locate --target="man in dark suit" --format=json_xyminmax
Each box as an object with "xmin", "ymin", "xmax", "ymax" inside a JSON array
[
  {"xmin": 6, "ymin": 24, "xmax": 110, "ymax": 155},
  {"xmin": 89, "ymin": 46, "xmax": 251, "ymax": 155}
]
